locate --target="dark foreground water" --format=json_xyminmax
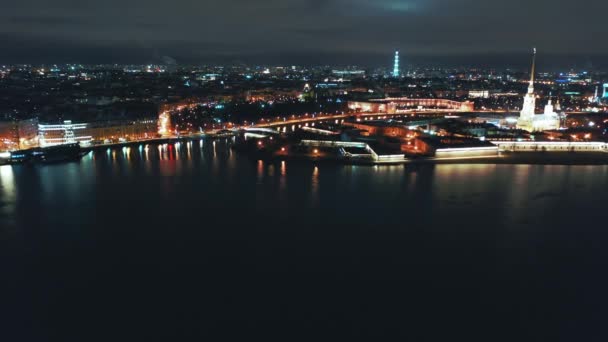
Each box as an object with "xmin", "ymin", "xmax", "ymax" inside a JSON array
[{"xmin": 2, "ymin": 139, "xmax": 608, "ymax": 341}]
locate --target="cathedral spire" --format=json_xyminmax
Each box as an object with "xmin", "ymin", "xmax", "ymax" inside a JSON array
[{"xmin": 528, "ymin": 48, "xmax": 536, "ymax": 94}]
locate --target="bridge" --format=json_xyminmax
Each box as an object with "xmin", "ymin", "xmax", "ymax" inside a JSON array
[
  {"xmin": 158, "ymin": 103, "xmax": 517, "ymax": 138},
  {"xmin": 252, "ymin": 111, "xmax": 464, "ymax": 133}
]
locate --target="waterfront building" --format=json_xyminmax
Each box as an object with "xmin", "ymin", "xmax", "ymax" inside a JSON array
[
  {"xmin": 348, "ymin": 98, "xmax": 474, "ymax": 113},
  {"xmin": 0, "ymin": 118, "xmax": 40, "ymax": 151},
  {"xmin": 38, "ymin": 121, "xmax": 92, "ymax": 147},
  {"xmin": 86, "ymin": 119, "xmax": 158, "ymax": 144},
  {"xmin": 516, "ymin": 49, "xmax": 561, "ymax": 132},
  {"xmin": 415, "ymin": 136, "xmax": 499, "ymax": 158},
  {"xmin": 38, "ymin": 119, "xmax": 158, "ymax": 147}
]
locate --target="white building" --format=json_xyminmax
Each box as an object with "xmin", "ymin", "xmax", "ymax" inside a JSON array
[
  {"xmin": 469, "ymin": 90, "xmax": 490, "ymax": 99},
  {"xmin": 516, "ymin": 49, "xmax": 561, "ymax": 132},
  {"xmin": 38, "ymin": 121, "xmax": 92, "ymax": 147}
]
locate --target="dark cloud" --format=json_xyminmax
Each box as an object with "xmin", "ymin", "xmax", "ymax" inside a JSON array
[{"xmin": 0, "ymin": 0, "xmax": 605, "ymax": 65}]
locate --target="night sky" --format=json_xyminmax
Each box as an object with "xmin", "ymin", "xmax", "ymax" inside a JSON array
[{"xmin": 1, "ymin": 0, "xmax": 606, "ymax": 66}]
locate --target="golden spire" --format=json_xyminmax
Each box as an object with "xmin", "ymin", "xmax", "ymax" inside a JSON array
[{"xmin": 530, "ymin": 47, "xmax": 536, "ymax": 86}]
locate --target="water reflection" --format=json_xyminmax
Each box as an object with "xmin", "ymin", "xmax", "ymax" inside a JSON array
[
  {"xmin": 257, "ymin": 160, "xmax": 264, "ymax": 184},
  {"xmin": 1, "ymin": 139, "xmax": 608, "ymax": 245},
  {"xmin": 311, "ymin": 166, "xmax": 320, "ymax": 205},
  {"xmin": 279, "ymin": 161, "xmax": 287, "ymax": 194},
  {"xmin": 0, "ymin": 165, "xmax": 16, "ymax": 223}
]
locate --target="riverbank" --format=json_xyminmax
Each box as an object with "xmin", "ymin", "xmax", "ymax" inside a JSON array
[
  {"xmin": 247, "ymin": 151, "xmax": 608, "ymax": 166},
  {"xmin": 423, "ymin": 152, "xmax": 608, "ymax": 165},
  {"xmin": 397, "ymin": 152, "xmax": 608, "ymax": 166}
]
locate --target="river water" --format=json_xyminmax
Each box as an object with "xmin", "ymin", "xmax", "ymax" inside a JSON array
[{"xmin": 1, "ymin": 138, "xmax": 608, "ymax": 340}]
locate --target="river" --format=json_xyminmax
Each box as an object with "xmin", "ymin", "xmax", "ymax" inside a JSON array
[{"xmin": 1, "ymin": 138, "xmax": 608, "ymax": 340}]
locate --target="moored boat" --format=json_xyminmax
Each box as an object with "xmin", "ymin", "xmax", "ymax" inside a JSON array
[{"xmin": 0, "ymin": 143, "xmax": 85, "ymax": 165}]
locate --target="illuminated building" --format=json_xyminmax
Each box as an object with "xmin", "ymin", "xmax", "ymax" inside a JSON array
[
  {"xmin": 415, "ymin": 137, "xmax": 499, "ymax": 158},
  {"xmin": 603, "ymin": 83, "xmax": 608, "ymax": 99},
  {"xmin": 393, "ymin": 51, "xmax": 400, "ymax": 77},
  {"xmin": 86, "ymin": 119, "xmax": 158, "ymax": 143},
  {"xmin": 0, "ymin": 121, "xmax": 20, "ymax": 151},
  {"xmin": 158, "ymin": 111, "xmax": 172, "ymax": 136},
  {"xmin": 469, "ymin": 90, "xmax": 490, "ymax": 99},
  {"xmin": 516, "ymin": 49, "xmax": 561, "ymax": 132},
  {"xmin": 332, "ymin": 70, "xmax": 365, "ymax": 77},
  {"xmin": 246, "ymin": 89, "xmax": 301, "ymax": 102},
  {"xmin": 38, "ymin": 121, "xmax": 92, "ymax": 147},
  {"xmin": 17, "ymin": 118, "xmax": 39, "ymax": 149},
  {"xmin": 491, "ymin": 141, "xmax": 608, "ymax": 152},
  {"xmin": 348, "ymin": 98, "xmax": 474, "ymax": 113},
  {"xmin": 38, "ymin": 119, "xmax": 158, "ymax": 147},
  {"xmin": 0, "ymin": 118, "xmax": 39, "ymax": 151}
]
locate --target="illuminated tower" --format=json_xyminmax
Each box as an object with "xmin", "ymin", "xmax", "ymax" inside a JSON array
[
  {"xmin": 603, "ymin": 83, "xmax": 608, "ymax": 99},
  {"xmin": 393, "ymin": 51, "xmax": 400, "ymax": 77},
  {"xmin": 517, "ymin": 48, "xmax": 560, "ymax": 132},
  {"xmin": 520, "ymin": 48, "xmax": 537, "ymax": 119}
]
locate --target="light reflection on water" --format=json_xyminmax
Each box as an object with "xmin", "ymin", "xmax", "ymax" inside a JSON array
[
  {"xmin": 311, "ymin": 165, "xmax": 320, "ymax": 205},
  {"xmin": 0, "ymin": 165, "xmax": 16, "ymax": 228},
  {"xmin": 256, "ymin": 160, "xmax": 264, "ymax": 184},
  {"xmin": 278, "ymin": 161, "xmax": 287, "ymax": 200},
  {"xmin": 3, "ymin": 140, "xmax": 608, "ymax": 340},
  {"xmin": 2, "ymin": 138, "xmax": 608, "ymax": 233}
]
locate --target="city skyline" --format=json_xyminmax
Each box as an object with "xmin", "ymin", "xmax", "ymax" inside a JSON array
[
  {"xmin": 3, "ymin": 1, "xmax": 608, "ymax": 340},
  {"xmin": 1, "ymin": 0, "xmax": 607, "ymax": 67},
  {"xmin": 2, "ymin": 52, "xmax": 607, "ymax": 72}
]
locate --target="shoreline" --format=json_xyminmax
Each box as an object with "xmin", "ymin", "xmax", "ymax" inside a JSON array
[
  {"xmin": 244, "ymin": 151, "xmax": 608, "ymax": 166},
  {"xmin": 4, "ymin": 136, "xmax": 608, "ymax": 166},
  {"xmin": 404, "ymin": 153, "xmax": 608, "ymax": 166}
]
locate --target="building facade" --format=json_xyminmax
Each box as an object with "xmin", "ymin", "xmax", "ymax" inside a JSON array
[
  {"xmin": 38, "ymin": 119, "xmax": 158, "ymax": 147},
  {"xmin": 38, "ymin": 121, "xmax": 92, "ymax": 147},
  {"xmin": 348, "ymin": 98, "xmax": 474, "ymax": 113},
  {"xmin": 0, "ymin": 118, "xmax": 39, "ymax": 151}
]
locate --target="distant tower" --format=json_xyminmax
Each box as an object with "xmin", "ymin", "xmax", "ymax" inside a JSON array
[
  {"xmin": 594, "ymin": 86, "xmax": 599, "ymax": 103},
  {"xmin": 520, "ymin": 48, "xmax": 537, "ymax": 119},
  {"xmin": 603, "ymin": 83, "xmax": 608, "ymax": 99},
  {"xmin": 393, "ymin": 51, "xmax": 400, "ymax": 77}
]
